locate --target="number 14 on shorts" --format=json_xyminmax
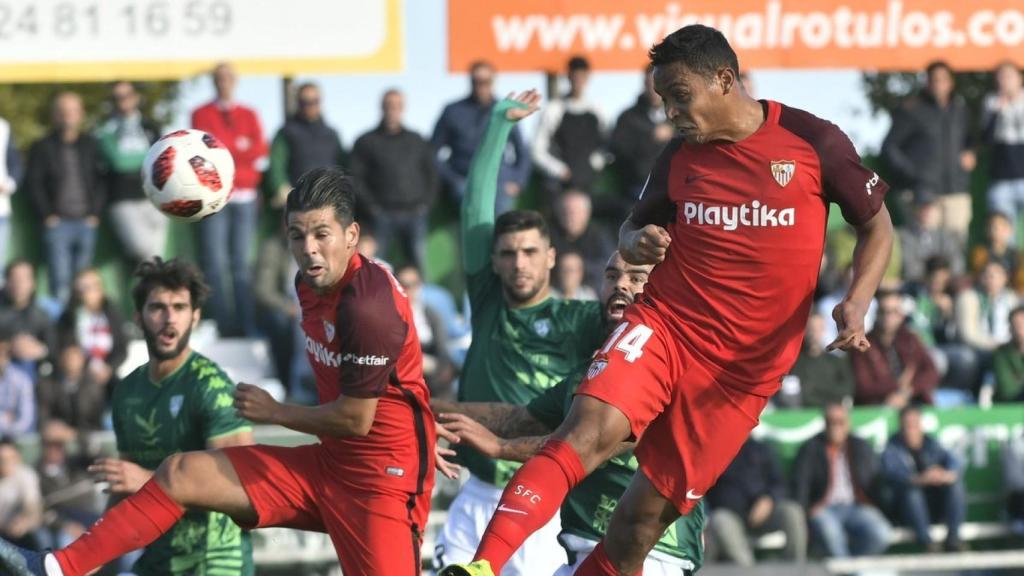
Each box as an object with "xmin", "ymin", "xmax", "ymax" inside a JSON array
[{"xmin": 601, "ymin": 322, "xmax": 653, "ymax": 363}]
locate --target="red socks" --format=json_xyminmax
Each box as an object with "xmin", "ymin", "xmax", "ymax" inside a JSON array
[
  {"xmin": 576, "ymin": 541, "xmax": 643, "ymax": 576},
  {"xmin": 473, "ymin": 439, "xmax": 585, "ymax": 573},
  {"xmin": 56, "ymin": 479, "xmax": 184, "ymax": 576}
]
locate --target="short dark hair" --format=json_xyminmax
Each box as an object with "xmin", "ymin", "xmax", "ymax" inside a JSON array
[
  {"xmin": 1009, "ymin": 305, "xmax": 1024, "ymax": 326},
  {"xmin": 875, "ymin": 288, "xmax": 902, "ymax": 304},
  {"xmin": 649, "ymin": 25, "xmax": 740, "ymax": 79},
  {"xmin": 926, "ymin": 60, "xmax": 953, "ymax": 79},
  {"xmin": 989, "ymin": 210, "xmax": 1013, "ymax": 225},
  {"xmin": 924, "ymin": 255, "xmax": 950, "ymax": 275},
  {"xmin": 0, "ymin": 435, "xmax": 16, "ymax": 449},
  {"xmin": 131, "ymin": 257, "xmax": 211, "ymax": 313},
  {"xmin": 469, "ymin": 60, "xmax": 494, "ymax": 75},
  {"xmin": 568, "ymin": 56, "xmax": 591, "ymax": 73},
  {"xmin": 285, "ymin": 167, "xmax": 357, "ymax": 227},
  {"xmin": 3, "ymin": 258, "xmax": 32, "ymax": 282},
  {"xmin": 492, "ymin": 210, "xmax": 549, "ymax": 248},
  {"xmin": 899, "ymin": 403, "xmax": 923, "ymax": 422}
]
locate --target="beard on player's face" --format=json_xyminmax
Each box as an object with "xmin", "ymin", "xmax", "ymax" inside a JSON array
[
  {"xmin": 142, "ymin": 316, "xmax": 193, "ymax": 361},
  {"xmin": 289, "ymin": 209, "xmax": 358, "ymax": 293},
  {"xmin": 502, "ymin": 273, "xmax": 549, "ymax": 305}
]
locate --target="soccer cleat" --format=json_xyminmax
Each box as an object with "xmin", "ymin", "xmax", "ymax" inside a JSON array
[
  {"xmin": 437, "ymin": 560, "xmax": 496, "ymax": 576},
  {"xmin": 0, "ymin": 537, "xmax": 47, "ymax": 575}
]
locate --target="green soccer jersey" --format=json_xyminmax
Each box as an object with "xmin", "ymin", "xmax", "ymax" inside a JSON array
[
  {"xmin": 459, "ymin": 101, "xmax": 606, "ymax": 486},
  {"xmin": 112, "ymin": 352, "xmax": 254, "ymax": 576},
  {"xmin": 527, "ymin": 365, "xmax": 705, "ymax": 568}
]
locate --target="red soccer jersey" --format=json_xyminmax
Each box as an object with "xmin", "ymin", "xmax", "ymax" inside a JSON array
[
  {"xmin": 297, "ymin": 253, "xmax": 434, "ymax": 496},
  {"xmin": 632, "ymin": 100, "xmax": 888, "ymax": 395}
]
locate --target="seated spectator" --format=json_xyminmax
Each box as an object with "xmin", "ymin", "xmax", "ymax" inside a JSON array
[
  {"xmin": 56, "ymin": 268, "xmax": 126, "ymax": 389},
  {"xmin": 36, "ymin": 342, "xmax": 108, "ymax": 434},
  {"xmin": 549, "ymin": 189, "xmax": 615, "ymax": 293},
  {"xmin": 956, "ymin": 260, "xmax": 1019, "ymax": 355},
  {"xmin": 0, "ymin": 259, "xmax": 55, "ymax": 379},
  {"xmin": 253, "ymin": 232, "xmax": 307, "ymax": 401},
  {"xmin": 555, "ymin": 251, "xmax": 597, "ymax": 302},
  {"xmin": 0, "ymin": 435, "xmax": 44, "ymax": 549},
  {"xmin": 970, "ymin": 211, "xmax": 1024, "ymax": 291},
  {"xmin": 36, "ymin": 421, "xmax": 101, "ymax": 549},
  {"xmin": 706, "ymin": 437, "xmax": 807, "ymax": 565},
  {"xmin": 1003, "ymin": 428, "xmax": 1024, "ymax": 532},
  {"xmin": 881, "ymin": 405, "xmax": 966, "ymax": 551},
  {"xmin": 785, "ymin": 312, "xmax": 855, "ymax": 408},
  {"xmin": 851, "ymin": 290, "xmax": 938, "ymax": 407},
  {"xmin": 899, "ymin": 194, "xmax": 965, "ymax": 287},
  {"xmin": 0, "ymin": 327, "xmax": 34, "ymax": 437},
  {"xmin": 792, "ymin": 403, "xmax": 891, "ymax": 558},
  {"xmin": 991, "ymin": 305, "xmax": 1024, "ymax": 402},
  {"xmin": 395, "ymin": 264, "xmax": 456, "ymax": 399}
]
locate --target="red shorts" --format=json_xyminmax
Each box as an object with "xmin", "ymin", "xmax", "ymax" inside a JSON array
[
  {"xmin": 223, "ymin": 443, "xmax": 430, "ymax": 575},
  {"xmin": 577, "ymin": 302, "xmax": 770, "ymax": 515}
]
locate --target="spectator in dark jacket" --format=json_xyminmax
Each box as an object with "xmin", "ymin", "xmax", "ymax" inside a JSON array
[
  {"xmin": 785, "ymin": 312, "xmax": 855, "ymax": 408},
  {"xmin": 192, "ymin": 62, "xmax": 268, "ymax": 337},
  {"xmin": 26, "ymin": 92, "xmax": 106, "ymax": 302},
  {"xmin": 351, "ymin": 90, "xmax": 438, "ymax": 270},
  {"xmin": 0, "ymin": 260, "xmax": 55, "ymax": 380},
  {"xmin": 970, "ymin": 211, "xmax": 1024, "ymax": 292},
  {"xmin": 55, "ymin": 268, "xmax": 126, "ymax": 390},
  {"xmin": 549, "ymin": 189, "xmax": 616, "ymax": 294},
  {"xmin": 95, "ymin": 81, "xmax": 165, "ymax": 265},
  {"xmin": 35, "ymin": 343, "xmax": 108, "ymax": 434},
  {"xmin": 0, "ymin": 115, "xmax": 22, "ymax": 267},
  {"xmin": 792, "ymin": 403, "xmax": 891, "ymax": 558},
  {"xmin": 881, "ymin": 61, "xmax": 975, "ymax": 242},
  {"xmin": 983, "ymin": 61, "xmax": 1024, "ymax": 234},
  {"xmin": 991, "ymin": 305, "xmax": 1024, "ymax": 402},
  {"xmin": 851, "ymin": 290, "xmax": 939, "ymax": 407},
  {"xmin": 266, "ymin": 82, "xmax": 347, "ymax": 212},
  {"xmin": 608, "ymin": 68, "xmax": 673, "ymax": 214},
  {"xmin": 881, "ymin": 405, "xmax": 966, "ymax": 551},
  {"xmin": 432, "ymin": 61, "xmax": 531, "ymax": 214},
  {"xmin": 706, "ymin": 437, "xmax": 807, "ymax": 565}
]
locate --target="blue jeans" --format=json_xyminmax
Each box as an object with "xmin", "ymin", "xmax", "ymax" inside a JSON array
[
  {"xmin": 374, "ymin": 206, "xmax": 428, "ymax": 271},
  {"xmin": 988, "ymin": 178, "xmax": 1024, "ymax": 241},
  {"xmin": 894, "ymin": 481, "xmax": 966, "ymax": 545},
  {"xmin": 44, "ymin": 219, "xmax": 97, "ymax": 302},
  {"xmin": 198, "ymin": 201, "xmax": 257, "ymax": 337},
  {"xmin": 809, "ymin": 503, "xmax": 891, "ymax": 557}
]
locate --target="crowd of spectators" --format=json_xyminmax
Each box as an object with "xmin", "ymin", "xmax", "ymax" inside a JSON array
[{"xmin": 0, "ymin": 55, "xmax": 1021, "ymax": 565}]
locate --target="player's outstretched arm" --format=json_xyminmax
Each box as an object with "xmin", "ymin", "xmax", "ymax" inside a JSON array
[
  {"xmin": 828, "ymin": 205, "xmax": 894, "ymax": 352},
  {"xmin": 234, "ymin": 382, "xmax": 378, "ymax": 437},
  {"xmin": 462, "ymin": 90, "xmax": 541, "ymax": 277},
  {"xmin": 431, "ymin": 399, "xmax": 552, "ymax": 438}
]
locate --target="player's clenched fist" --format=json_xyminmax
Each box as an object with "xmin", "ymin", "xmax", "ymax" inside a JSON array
[
  {"xmin": 234, "ymin": 383, "xmax": 280, "ymax": 424},
  {"xmin": 621, "ymin": 224, "xmax": 672, "ymax": 265}
]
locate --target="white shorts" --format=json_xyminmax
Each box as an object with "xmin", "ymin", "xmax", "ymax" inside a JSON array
[
  {"xmin": 434, "ymin": 475, "xmax": 567, "ymax": 575},
  {"xmin": 552, "ymin": 533, "xmax": 694, "ymax": 576}
]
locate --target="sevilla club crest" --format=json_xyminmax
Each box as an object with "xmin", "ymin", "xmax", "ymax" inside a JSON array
[
  {"xmin": 587, "ymin": 358, "xmax": 609, "ymax": 380},
  {"xmin": 323, "ymin": 320, "xmax": 336, "ymax": 343},
  {"xmin": 770, "ymin": 160, "xmax": 796, "ymax": 187}
]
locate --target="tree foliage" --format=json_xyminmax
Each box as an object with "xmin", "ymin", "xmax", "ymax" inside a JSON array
[{"xmin": 0, "ymin": 81, "xmax": 179, "ymax": 152}]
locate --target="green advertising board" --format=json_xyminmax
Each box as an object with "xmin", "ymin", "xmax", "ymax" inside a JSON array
[{"xmin": 752, "ymin": 404, "xmax": 1024, "ymax": 522}]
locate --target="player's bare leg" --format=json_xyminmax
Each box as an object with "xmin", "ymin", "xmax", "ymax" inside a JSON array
[
  {"xmin": 153, "ymin": 449, "xmax": 258, "ymax": 523},
  {"xmin": 441, "ymin": 396, "xmax": 632, "ymax": 575},
  {"xmin": 0, "ymin": 449, "xmax": 258, "ymax": 576},
  {"xmin": 576, "ymin": 471, "xmax": 681, "ymax": 575}
]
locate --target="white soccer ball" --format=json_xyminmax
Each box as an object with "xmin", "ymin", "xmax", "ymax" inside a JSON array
[{"xmin": 142, "ymin": 129, "xmax": 235, "ymax": 222}]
